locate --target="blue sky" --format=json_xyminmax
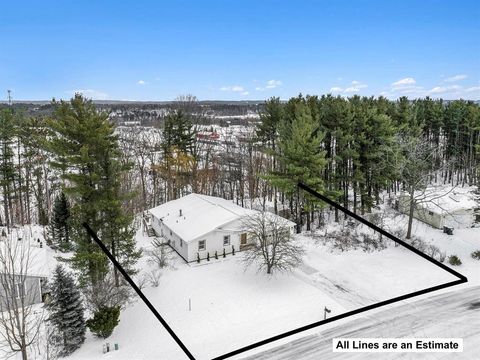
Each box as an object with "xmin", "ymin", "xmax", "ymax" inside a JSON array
[{"xmin": 1, "ymin": 0, "xmax": 479, "ymax": 101}]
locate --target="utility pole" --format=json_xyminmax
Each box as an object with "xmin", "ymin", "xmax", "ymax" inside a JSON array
[{"xmin": 7, "ymin": 90, "xmax": 12, "ymax": 106}]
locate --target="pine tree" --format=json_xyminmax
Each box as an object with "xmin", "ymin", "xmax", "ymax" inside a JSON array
[
  {"xmin": 267, "ymin": 101, "xmax": 327, "ymax": 232},
  {"xmin": 0, "ymin": 109, "xmax": 16, "ymax": 231},
  {"xmin": 45, "ymin": 94, "xmax": 140, "ymax": 286},
  {"xmin": 46, "ymin": 265, "xmax": 86, "ymax": 356},
  {"xmin": 49, "ymin": 192, "xmax": 71, "ymax": 249}
]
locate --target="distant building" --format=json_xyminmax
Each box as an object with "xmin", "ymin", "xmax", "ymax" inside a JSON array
[
  {"xmin": 148, "ymin": 193, "xmax": 295, "ymax": 262},
  {"xmin": 398, "ymin": 187, "xmax": 479, "ymax": 229}
]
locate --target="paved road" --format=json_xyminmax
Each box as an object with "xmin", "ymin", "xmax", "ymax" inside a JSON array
[{"xmin": 241, "ymin": 286, "xmax": 480, "ymax": 360}]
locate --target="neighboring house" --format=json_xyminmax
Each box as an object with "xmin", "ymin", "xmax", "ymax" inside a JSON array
[
  {"xmin": 0, "ymin": 273, "xmax": 47, "ymax": 307},
  {"xmin": 398, "ymin": 186, "xmax": 479, "ymax": 229},
  {"xmin": 148, "ymin": 193, "xmax": 295, "ymax": 262}
]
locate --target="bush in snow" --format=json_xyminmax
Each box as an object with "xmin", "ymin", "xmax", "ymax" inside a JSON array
[
  {"xmin": 408, "ymin": 236, "xmax": 428, "ymax": 253},
  {"xmin": 325, "ymin": 227, "xmax": 361, "ymax": 251},
  {"xmin": 361, "ymin": 233, "xmax": 387, "ymax": 252},
  {"xmin": 86, "ymin": 306, "xmax": 120, "ymax": 338},
  {"xmin": 448, "ymin": 255, "xmax": 462, "ymax": 266},
  {"xmin": 471, "ymin": 250, "xmax": 480, "ymax": 260},
  {"xmin": 147, "ymin": 238, "xmax": 171, "ymax": 268},
  {"xmin": 426, "ymin": 244, "xmax": 446, "ymax": 262},
  {"xmin": 147, "ymin": 269, "xmax": 161, "ymax": 287},
  {"xmin": 46, "ymin": 265, "xmax": 86, "ymax": 356}
]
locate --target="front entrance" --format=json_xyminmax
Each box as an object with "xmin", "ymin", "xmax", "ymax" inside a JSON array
[{"xmin": 240, "ymin": 233, "xmax": 248, "ymax": 250}]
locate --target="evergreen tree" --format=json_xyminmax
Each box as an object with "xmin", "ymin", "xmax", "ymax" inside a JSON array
[
  {"xmin": 45, "ymin": 95, "xmax": 140, "ymax": 286},
  {"xmin": 160, "ymin": 109, "xmax": 197, "ymax": 200},
  {"xmin": 49, "ymin": 192, "xmax": 71, "ymax": 249},
  {"xmin": 46, "ymin": 265, "xmax": 86, "ymax": 356},
  {"xmin": 267, "ymin": 101, "xmax": 327, "ymax": 232},
  {"xmin": 0, "ymin": 109, "xmax": 16, "ymax": 231}
]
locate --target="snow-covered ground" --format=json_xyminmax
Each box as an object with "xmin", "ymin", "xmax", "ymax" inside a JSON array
[
  {"xmin": 66, "ymin": 208, "xmax": 478, "ymax": 360},
  {"xmin": 2, "ymin": 199, "xmax": 478, "ymax": 360}
]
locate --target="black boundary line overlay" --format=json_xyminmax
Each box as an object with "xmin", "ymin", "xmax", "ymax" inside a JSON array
[
  {"xmin": 211, "ymin": 182, "xmax": 468, "ymax": 359},
  {"xmin": 83, "ymin": 180, "xmax": 468, "ymax": 360},
  {"xmin": 82, "ymin": 223, "xmax": 196, "ymax": 360}
]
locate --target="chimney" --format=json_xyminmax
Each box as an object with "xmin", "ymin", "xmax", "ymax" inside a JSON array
[{"xmin": 179, "ymin": 209, "xmax": 182, "ymax": 217}]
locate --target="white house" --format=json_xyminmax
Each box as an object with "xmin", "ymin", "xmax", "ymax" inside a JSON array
[
  {"xmin": 398, "ymin": 186, "xmax": 479, "ymax": 229},
  {"xmin": 148, "ymin": 193, "xmax": 296, "ymax": 262}
]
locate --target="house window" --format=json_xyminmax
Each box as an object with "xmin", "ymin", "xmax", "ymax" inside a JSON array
[
  {"xmin": 180, "ymin": 239, "xmax": 183, "ymax": 247},
  {"xmin": 223, "ymin": 235, "xmax": 230, "ymax": 246},
  {"xmin": 170, "ymin": 230, "xmax": 172, "ymax": 236},
  {"xmin": 198, "ymin": 240, "xmax": 206, "ymax": 251},
  {"xmin": 14, "ymin": 283, "xmax": 25, "ymax": 299}
]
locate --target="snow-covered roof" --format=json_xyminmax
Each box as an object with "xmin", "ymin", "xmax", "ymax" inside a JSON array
[
  {"xmin": 149, "ymin": 193, "xmax": 295, "ymax": 242},
  {"xmin": 408, "ymin": 186, "xmax": 478, "ymax": 215}
]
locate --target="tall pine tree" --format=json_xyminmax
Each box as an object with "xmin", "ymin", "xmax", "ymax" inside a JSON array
[{"xmin": 45, "ymin": 94, "xmax": 140, "ymax": 286}]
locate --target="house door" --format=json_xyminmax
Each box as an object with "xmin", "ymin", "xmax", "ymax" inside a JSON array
[{"xmin": 240, "ymin": 233, "xmax": 247, "ymax": 249}]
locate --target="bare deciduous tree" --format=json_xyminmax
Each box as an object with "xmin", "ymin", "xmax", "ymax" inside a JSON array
[
  {"xmin": 82, "ymin": 272, "xmax": 133, "ymax": 313},
  {"xmin": 241, "ymin": 212, "xmax": 304, "ymax": 274},
  {"xmin": 0, "ymin": 230, "xmax": 43, "ymax": 360}
]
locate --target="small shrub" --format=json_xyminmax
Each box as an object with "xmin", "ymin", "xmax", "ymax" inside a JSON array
[
  {"xmin": 448, "ymin": 255, "xmax": 462, "ymax": 266},
  {"xmin": 409, "ymin": 236, "xmax": 428, "ymax": 253},
  {"xmin": 426, "ymin": 244, "xmax": 440, "ymax": 258},
  {"xmin": 86, "ymin": 306, "xmax": 120, "ymax": 338},
  {"xmin": 361, "ymin": 233, "xmax": 386, "ymax": 252},
  {"xmin": 147, "ymin": 269, "xmax": 161, "ymax": 287},
  {"xmin": 437, "ymin": 251, "xmax": 447, "ymax": 263},
  {"xmin": 470, "ymin": 250, "xmax": 480, "ymax": 260},
  {"xmin": 426, "ymin": 244, "xmax": 446, "ymax": 263}
]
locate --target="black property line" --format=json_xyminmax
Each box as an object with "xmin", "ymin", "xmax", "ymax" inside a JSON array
[
  {"xmin": 84, "ymin": 181, "xmax": 468, "ymax": 360},
  {"xmin": 82, "ymin": 223, "xmax": 196, "ymax": 360},
  {"xmin": 211, "ymin": 183, "xmax": 468, "ymax": 359},
  {"xmin": 212, "ymin": 278, "xmax": 466, "ymax": 360},
  {"xmin": 298, "ymin": 182, "xmax": 467, "ymax": 282}
]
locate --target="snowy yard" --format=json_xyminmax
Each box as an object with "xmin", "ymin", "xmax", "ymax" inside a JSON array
[
  {"xmin": 66, "ymin": 209, "xmax": 477, "ymax": 360},
  {"xmin": 2, "ymin": 208, "xmax": 478, "ymax": 360}
]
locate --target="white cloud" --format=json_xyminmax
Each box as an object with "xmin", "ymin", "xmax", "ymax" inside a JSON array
[
  {"xmin": 344, "ymin": 87, "xmax": 360, "ymax": 93},
  {"xmin": 265, "ymin": 79, "xmax": 282, "ymax": 89},
  {"xmin": 241, "ymin": 91, "xmax": 250, "ymax": 96},
  {"xmin": 465, "ymin": 86, "xmax": 480, "ymax": 93},
  {"xmin": 220, "ymin": 85, "xmax": 245, "ymax": 92},
  {"xmin": 137, "ymin": 80, "xmax": 146, "ymax": 85},
  {"xmin": 342, "ymin": 81, "xmax": 368, "ymax": 93},
  {"xmin": 392, "ymin": 77, "xmax": 416, "ymax": 87},
  {"xmin": 429, "ymin": 86, "xmax": 446, "ymax": 94},
  {"xmin": 427, "ymin": 85, "xmax": 463, "ymax": 95},
  {"xmin": 444, "ymin": 74, "xmax": 467, "ymax": 82},
  {"xmin": 255, "ymin": 79, "xmax": 283, "ymax": 91},
  {"xmin": 329, "ymin": 87, "xmax": 343, "ymax": 93},
  {"xmin": 70, "ymin": 89, "xmax": 109, "ymax": 100}
]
